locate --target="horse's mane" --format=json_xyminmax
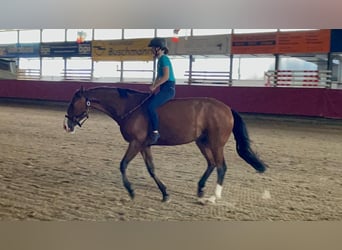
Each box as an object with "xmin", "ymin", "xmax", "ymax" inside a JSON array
[
  {"xmin": 117, "ymin": 88, "xmax": 145, "ymax": 98},
  {"xmin": 84, "ymin": 86, "xmax": 148, "ymax": 99}
]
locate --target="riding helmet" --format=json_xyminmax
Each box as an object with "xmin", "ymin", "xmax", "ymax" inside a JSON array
[{"xmin": 148, "ymin": 37, "xmax": 167, "ymax": 48}]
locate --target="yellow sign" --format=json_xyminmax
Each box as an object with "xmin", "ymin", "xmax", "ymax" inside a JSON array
[{"xmin": 92, "ymin": 38, "xmax": 153, "ymax": 61}]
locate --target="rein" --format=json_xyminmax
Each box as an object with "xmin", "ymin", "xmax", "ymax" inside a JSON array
[
  {"xmin": 120, "ymin": 93, "xmax": 153, "ymax": 120},
  {"xmin": 66, "ymin": 90, "xmax": 153, "ymax": 127}
]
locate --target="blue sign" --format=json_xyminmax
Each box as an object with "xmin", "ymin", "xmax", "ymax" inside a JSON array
[
  {"xmin": 0, "ymin": 43, "xmax": 40, "ymax": 58},
  {"xmin": 330, "ymin": 29, "xmax": 342, "ymax": 52},
  {"xmin": 40, "ymin": 41, "xmax": 91, "ymax": 57}
]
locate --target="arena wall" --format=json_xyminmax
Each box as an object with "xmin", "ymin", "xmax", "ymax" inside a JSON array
[{"xmin": 0, "ymin": 79, "xmax": 341, "ymax": 119}]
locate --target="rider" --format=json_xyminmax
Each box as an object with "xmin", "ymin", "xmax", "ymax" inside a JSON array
[{"xmin": 147, "ymin": 37, "xmax": 176, "ymax": 144}]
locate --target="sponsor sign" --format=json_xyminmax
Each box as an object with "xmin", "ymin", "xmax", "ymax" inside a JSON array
[
  {"xmin": 277, "ymin": 29, "xmax": 330, "ymax": 54},
  {"xmin": 168, "ymin": 34, "xmax": 230, "ymax": 55},
  {"xmin": 330, "ymin": 29, "xmax": 342, "ymax": 52},
  {"xmin": 0, "ymin": 44, "xmax": 40, "ymax": 58},
  {"xmin": 40, "ymin": 42, "xmax": 91, "ymax": 57},
  {"xmin": 231, "ymin": 32, "xmax": 277, "ymax": 54},
  {"xmin": 92, "ymin": 38, "xmax": 153, "ymax": 61},
  {"xmin": 231, "ymin": 30, "xmax": 330, "ymax": 54}
]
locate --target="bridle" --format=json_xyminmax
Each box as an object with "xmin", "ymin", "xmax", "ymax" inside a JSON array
[{"xmin": 65, "ymin": 99, "xmax": 91, "ymax": 128}]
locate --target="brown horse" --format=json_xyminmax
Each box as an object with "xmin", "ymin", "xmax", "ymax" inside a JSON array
[{"xmin": 63, "ymin": 86, "xmax": 267, "ymax": 203}]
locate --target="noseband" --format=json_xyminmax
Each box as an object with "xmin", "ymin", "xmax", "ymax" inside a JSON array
[{"xmin": 65, "ymin": 99, "xmax": 91, "ymax": 127}]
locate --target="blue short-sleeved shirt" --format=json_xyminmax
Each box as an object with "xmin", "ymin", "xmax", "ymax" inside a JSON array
[{"xmin": 157, "ymin": 55, "xmax": 176, "ymax": 82}]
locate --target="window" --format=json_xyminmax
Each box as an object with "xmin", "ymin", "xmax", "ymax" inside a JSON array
[
  {"xmin": 19, "ymin": 30, "xmax": 40, "ymax": 43},
  {"xmin": 66, "ymin": 29, "xmax": 93, "ymax": 42},
  {"xmin": 192, "ymin": 57, "xmax": 230, "ymax": 71},
  {"xmin": 93, "ymin": 61, "xmax": 121, "ymax": 79},
  {"xmin": 122, "ymin": 61, "xmax": 154, "ymax": 82},
  {"xmin": 93, "ymin": 29, "xmax": 122, "ymax": 40},
  {"xmin": 232, "ymin": 56, "xmax": 275, "ymax": 80},
  {"xmin": 0, "ymin": 30, "xmax": 18, "ymax": 44},
  {"xmin": 174, "ymin": 29, "xmax": 191, "ymax": 37},
  {"xmin": 156, "ymin": 29, "xmax": 174, "ymax": 38},
  {"xmin": 168, "ymin": 56, "xmax": 190, "ymax": 81},
  {"xmin": 278, "ymin": 56, "xmax": 317, "ymax": 70},
  {"xmin": 42, "ymin": 58, "xmax": 64, "ymax": 76},
  {"xmin": 192, "ymin": 29, "xmax": 231, "ymax": 36},
  {"xmin": 19, "ymin": 58, "xmax": 40, "ymax": 70},
  {"xmin": 233, "ymin": 29, "xmax": 277, "ymax": 34},
  {"xmin": 123, "ymin": 29, "xmax": 154, "ymax": 39},
  {"xmin": 41, "ymin": 29, "xmax": 65, "ymax": 42},
  {"xmin": 279, "ymin": 29, "xmax": 318, "ymax": 32},
  {"xmin": 66, "ymin": 58, "xmax": 92, "ymax": 69}
]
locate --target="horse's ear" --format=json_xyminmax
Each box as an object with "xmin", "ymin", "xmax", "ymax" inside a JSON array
[{"xmin": 80, "ymin": 85, "xmax": 85, "ymax": 93}]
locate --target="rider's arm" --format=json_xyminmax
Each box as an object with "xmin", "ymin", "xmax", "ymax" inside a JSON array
[{"xmin": 152, "ymin": 66, "xmax": 169, "ymax": 88}]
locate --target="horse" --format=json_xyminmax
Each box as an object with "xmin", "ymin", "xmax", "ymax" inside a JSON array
[{"xmin": 63, "ymin": 86, "xmax": 267, "ymax": 203}]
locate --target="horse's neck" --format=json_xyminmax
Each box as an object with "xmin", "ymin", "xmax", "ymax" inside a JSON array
[{"xmin": 86, "ymin": 88, "xmax": 148, "ymax": 121}]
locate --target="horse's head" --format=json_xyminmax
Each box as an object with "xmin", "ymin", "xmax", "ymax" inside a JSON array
[{"xmin": 63, "ymin": 86, "xmax": 90, "ymax": 133}]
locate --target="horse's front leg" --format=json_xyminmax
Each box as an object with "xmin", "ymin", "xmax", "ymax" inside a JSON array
[
  {"xmin": 141, "ymin": 146, "xmax": 169, "ymax": 202},
  {"xmin": 120, "ymin": 141, "xmax": 141, "ymax": 200}
]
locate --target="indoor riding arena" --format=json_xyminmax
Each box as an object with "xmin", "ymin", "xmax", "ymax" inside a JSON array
[
  {"xmin": 1, "ymin": 29, "xmax": 342, "ymax": 221},
  {"xmin": 0, "ymin": 83, "xmax": 341, "ymax": 221}
]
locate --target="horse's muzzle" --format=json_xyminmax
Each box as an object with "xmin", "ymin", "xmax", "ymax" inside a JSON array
[{"xmin": 63, "ymin": 117, "xmax": 75, "ymax": 133}]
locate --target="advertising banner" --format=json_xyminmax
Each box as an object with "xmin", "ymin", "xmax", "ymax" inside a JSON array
[
  {"xmin": 330, "ymin": 29, "xmax": 342, "ymax": 52},
  {"xmin": 92, "ymin": 38, "xmax": 153, "ymax": 61},
  {"xmin": 0, "ymin": 44, "xmax": 40, "ymax": 58},
  {"xmin": 277, "ymin": 29, "xmax": 330, "ymax": 54},
  {"xmin": 231, "ymin": 30, "xmax": 330, "ymax": 54},
  {"xmin": 231, "ymin": 32, "xmax": 277, "ymax": 54},
  {"xmin": 40, "ymin": 42, "xmax": 91, "ymax": 57},
  {"xmin": 167, "ymin": 34, "xmax": 230, "ymax": 55}
]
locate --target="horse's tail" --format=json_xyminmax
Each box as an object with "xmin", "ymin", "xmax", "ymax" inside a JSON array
[{"xmin": 231, "ymin": 109, "xmax": 267, "ymax": 173}]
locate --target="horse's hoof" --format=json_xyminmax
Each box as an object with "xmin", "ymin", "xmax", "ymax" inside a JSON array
[
  {"xmin": 207, "ymin": 196, "xmax": 216, "ymax": 204},
  {"xmin": 197, "ymin": 196, "xmax": 216, "ymax": 205},
  {"xmin": 162, "ymin": 195, "xmax": 170, "ymax": 203},
  {"xmin": 197, "ymin": 198, "xmax": 207, "ymax": 205},
  {"xmin": 128, "ymin": 191, "xmax": 135, "ymax": 200},
  {"xmin": 197, "ymin": 190, "xmax": 205, "ymax": 198}
]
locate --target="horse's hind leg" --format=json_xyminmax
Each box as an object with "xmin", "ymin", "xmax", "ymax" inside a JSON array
[
  {"xmin": 214, "ymin": 157, "xmax": 227, "ymax": 199},
  {"xmin": 120, "ymin": 141, "xmax": 141, "ymax": 199},
  {"xmin": 141, "ymin": 147, "xmax": 169, "ymax": 202},
  {"xmin": 197, "ymin": 139, "xmax": 228, "ymax": 204},
  {"xmin": 196, "ymin": 140, "xmax": 216, "ymax": 198},
  {"xmin": 209, "ymin": 147, "xmax": 227, "ymax": 203}
]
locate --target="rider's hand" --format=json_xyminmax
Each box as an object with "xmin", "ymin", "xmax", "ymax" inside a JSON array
[{"xmin": 149, "ymin": 84, "xmax": 157, "ymax": 92}]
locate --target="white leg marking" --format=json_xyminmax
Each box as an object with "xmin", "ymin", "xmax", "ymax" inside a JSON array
[
  {"xmin": 197, "ymin": 185, "xmax": 223, "ymax": 205},
  {"xmin": 215, "ymin": 184, "xmax": 223, "ymax": 199}
]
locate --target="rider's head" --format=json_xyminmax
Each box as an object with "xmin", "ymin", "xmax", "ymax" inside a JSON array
[{"xmin": 148, "ymin": 37, "xmax": 169, "ymax": 57}]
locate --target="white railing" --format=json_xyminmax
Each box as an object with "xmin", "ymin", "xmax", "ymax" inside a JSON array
[
  {"xmin": 264, "ymin": 70, "xmax": 332, "ymax": 88},
  {"xmin": 17, "ymin": 69, "xmax": 41, "ymax": 80},
  {"xmin": 16, "ymin": 69, "xmax": 93, "ymax": 81},
  {"xmin": 61, "ymin": 69, "xmax": 92, "ymax": 81},
  {"xmin": 184, "ymin": 70, "xmax": 232, "ymax": 85}
]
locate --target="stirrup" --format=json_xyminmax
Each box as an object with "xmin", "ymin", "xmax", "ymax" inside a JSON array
[{"xmin": 149, "ymin": 132, "xmax": 160, "ymax": 144}]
